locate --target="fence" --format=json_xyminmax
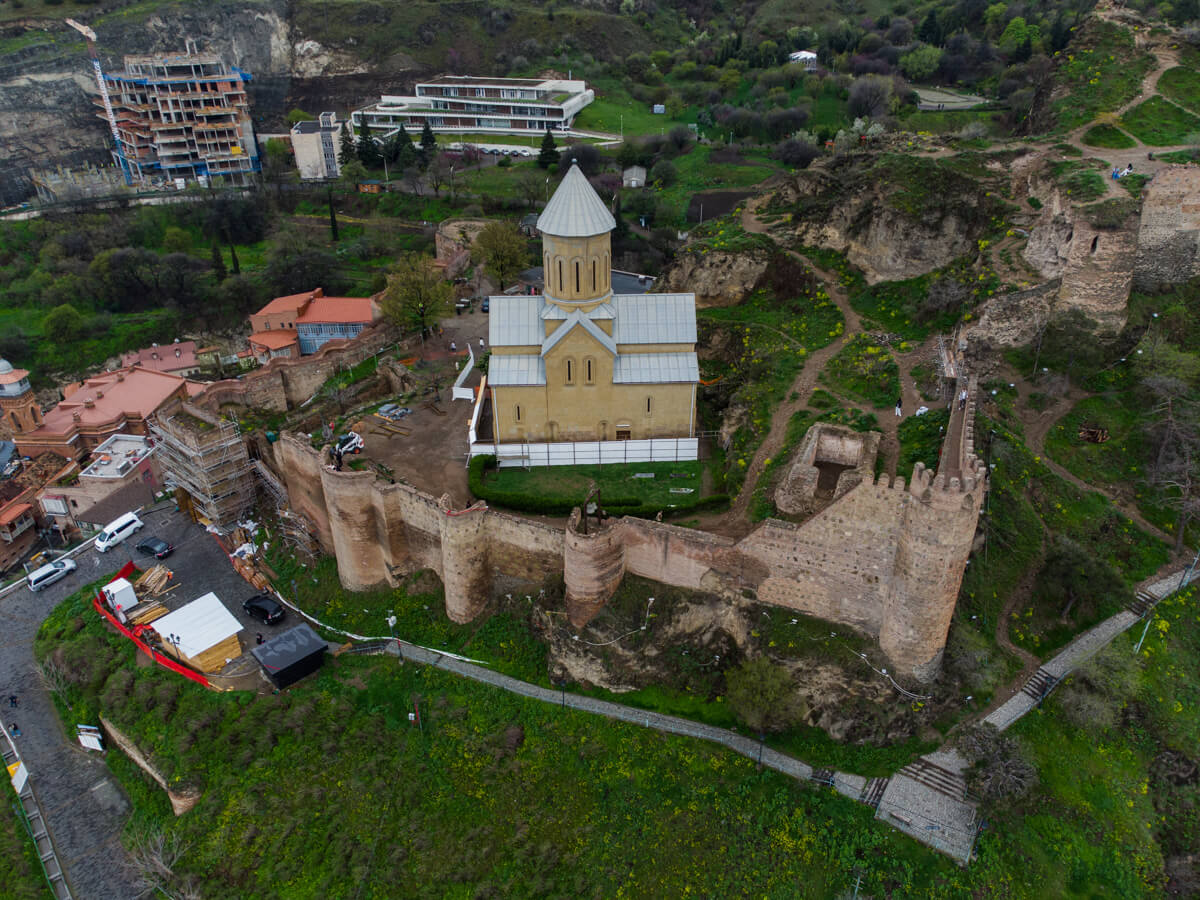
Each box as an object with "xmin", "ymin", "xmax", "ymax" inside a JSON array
[{"xmin": 469, "ymin": 437, "xmax": 699, "ymax": 467}]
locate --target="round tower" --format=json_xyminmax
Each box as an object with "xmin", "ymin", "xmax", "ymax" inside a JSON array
[
  {"xmin": 0, "ymin": 359, "xmax": 42, "ymax": 434},
  {"xmin": 536, "ymin": 160, "xmax": 617, "ymax": 312}
]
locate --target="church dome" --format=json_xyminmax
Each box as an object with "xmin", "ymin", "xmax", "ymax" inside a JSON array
[
  {"xmin": 536, "ymin": 160, "xmax": 616, "ymax": 238},
  {"xmin": 0, "ymin": 360, "xmax": 12, "ymax": 375}
]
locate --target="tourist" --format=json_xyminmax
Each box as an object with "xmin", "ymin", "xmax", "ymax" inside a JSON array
[
  {"xmin": 10, "ymin": 723, "xmax": 19, "ymax": 736},
  {"xmin": 450, "ymin": 341, "xmax": 457, "ymax": 353},
  {"xmin": 958, "ymin": 389, "xmax": 968, "ymax": 410},
  {"xmin": 894, "ymin": 397, "xmax": 903, "ymax": 418},
  {"xmin": 479, "ymin": 337, "xmax": 485, "ymax": 350},
  {"xmin": 7, "ymin": 695, "xmax": 16, "ymax": 708}
]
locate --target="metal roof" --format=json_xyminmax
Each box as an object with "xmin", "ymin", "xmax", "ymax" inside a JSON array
[
  {"xmin": 151, "ymin": 592, "xmax": 242, "ymax": 658},
  {"xmin": 488, "ymin": 354, "xmax": 546, "ymax": 386},
  {"xmin": 613, "ymin": 352, "xmax": 699, "ymax": 384},
  {"xmin": 536, "ymin": 161, "xmax": 616, "ymax": 237},
  {"xmin": 488, "ymin": 295, "xmax": 544, "ymax": 346},
  {"xmin": 612, "ymin": 294, "xmax": 697, "ymax": 344},
  {"xmin": 541, "ymin": 311, "xmax": 617, "ymax": 356}
]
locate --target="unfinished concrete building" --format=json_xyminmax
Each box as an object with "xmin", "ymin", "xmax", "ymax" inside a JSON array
[{"xmin": 150, "ymin": 400, "xmax": 254, "ymax": 532}]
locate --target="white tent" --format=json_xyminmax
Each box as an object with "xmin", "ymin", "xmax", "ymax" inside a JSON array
[{"xmin": 151, "ymin": 593, "xmax": 243, "ymax": 666}]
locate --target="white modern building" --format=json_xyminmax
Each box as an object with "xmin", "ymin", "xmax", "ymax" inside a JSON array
[
  {"xmin": 351, "ymin": 75, "xmax": 594, "ymax": 139},
  {"xmin": 290, "ymin": 112, "xmax": 342, "ymax": 180}
]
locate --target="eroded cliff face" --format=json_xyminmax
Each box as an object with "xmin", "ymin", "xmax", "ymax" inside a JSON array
[{"xmin": 658, "ymin": 248, "xmax": 770, "ymax": 307}]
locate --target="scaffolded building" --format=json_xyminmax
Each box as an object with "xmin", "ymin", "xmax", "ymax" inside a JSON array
[
  {"xmin": 149, "ymin": 400, "xmax": 255, "ymax": 533},
  {"xmin": 98, "ymin": 44, "xmax": 259, "ymax": 186}
]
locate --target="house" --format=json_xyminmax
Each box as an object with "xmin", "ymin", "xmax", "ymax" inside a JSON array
[
  {"xmin": 15, "ymin": 367, "xmax": 191, "ymax": 461},
  {"xmin": 485, "ymin": 161, "xmax": 698, "ymax": 445},
  {"xmin": 99, "ymin": 48, "xmax": 259, "ymax": 186},
  {"xmin": 518, "ymin": 213, "xmax": 541, "ymax": 237},
  {"xmin": 352, "ymin": 74, "xmax": 594, "ymax": 140},
  {"xmin": 0, "ymin": 452, "xmax": 75, "ymax": 572},
  {"xmin": 789, "ymin": 50, "xmax": 819, "ymax": 70},
  {"xmin": 622, "ymin": 166, "xmax": 647, "ymax": 189},
  {"xmin": 290, "ymin": 112, "xmax": 342, "ymax": 180},
  {"xmin": 151, "ymin": 593, "xmax": 244, "ymax": 673},
  {"xmin": 120, "ymin": 340, "xmax": 203, "ymax": 378},
  {"xmin": 247, "ymin": 288, "xmax": 380, "ymax": 359},
  {"xmin": 39, "ymin": 434, "xmax": 161, "ymax": 540}
]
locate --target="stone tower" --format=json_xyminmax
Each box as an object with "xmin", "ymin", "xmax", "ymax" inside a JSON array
[
  {"xmin": 537, "ymin": 159, "xmax": 617, "ymax": 313},
  {"xmin": 0, "ymin": 359, "xmax": 42, "ymax": 436}
]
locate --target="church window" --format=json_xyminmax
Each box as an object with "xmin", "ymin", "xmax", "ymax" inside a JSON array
[
  {"xmin": 591, "ymin": 259, "xmax": 597, "ymax": 291},
  {"xmin": 585, "ymin": 358, "xmax": 594, "ymax": 384},
  {"xmin": 646, "ymin": 396, "xmax": 653, "ymax": 415},
  {"xmin": 575, "ymin": 261, "xmax": 580, "ymax": 293},
  {"xmin": 557, "ymin": 258, "xmax": 563, "ymax": 292},
  {"xmin": 566, "ymin": 359, "xmax": 574, "ymax": 384},
  {"xmin": 514, "ymin": 404, "xmax": 522, "ymax": 423}
]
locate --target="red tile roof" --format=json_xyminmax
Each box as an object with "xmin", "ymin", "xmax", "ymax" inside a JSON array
[
  {"xmin": 296, "ymin": 296, "xmax": 378, "ymax": 325},
  {"xmin": 249, "ymin": 329, "xmax": 299, "ymax": 350},
  {"xmin": 32, "ymin": 367, "xmax": 187, "ymax": 435},
  {"xmin": 0, "ymin": 367, "xmax": 29, "ymax": 386},
  {"xmin": 120, "ymin": 340, "xmax": 199, "ymax": 373},
  {"xmin": 254, "ymin": 292, "xmax": 315, "ymax": 317},
  {"xmin": 0, "ymin": 502, "xmax": 31, "ymax": 526}
]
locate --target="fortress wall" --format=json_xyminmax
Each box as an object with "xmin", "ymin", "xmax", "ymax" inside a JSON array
[
  {"xmin": 1058, "ymin": 219, "xmax": 1136, "ymax": 334},
  {"xmin": 565, "ymin": 511, "xmax": 627, "ymax": 627},
  {"xmin": 319, "ymin": 463, "xmax": 388, "ymax": 592},
  {"xmin": 276, "ymin": 434, "xmax": 335, "ymax": 552},
  {"xmin": 375, "ymin": 481, "xmax": 445, "ymax": 578},
  {"xmin": 440, "ymin": 505, "xmax": 492, "ymax": 623},
  {"xmin": 487, "ymin": 509, "xmax": 563, "ymax": 583},
  {"xmin": 738, "ymin": 474, "xmax": 909, "ymax": 635},
  {"xmin": 1134, "ymin": 165, "xmax": 1200, "ymax": 292},
  {"xmin": 619, "ymin": 518, "xmax": 739, "ymax": 590}
]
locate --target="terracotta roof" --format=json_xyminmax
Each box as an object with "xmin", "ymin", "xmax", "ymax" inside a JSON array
[
  {"xmin": 0, "ymin": 366, "xmax": 29, "ymax": 385},
  {"xmin": 30, "ymin": 367, "xmax": 187, "ymax": 437},
  {"xmin": 120, "ymin": 340, "xmax": 199, "ymax": 373},
  {"xmin": 296, "ymin": 297, "xmax": 377, "ymax": 325},
  {"xmin": 255, "ymin": 292, "xmax": 315, "ymax": 317},
  {"xmin": 249, "ymin": 329, "xmax": 299, "ymax": 350},
  {"xmin": 0, "ymin": 502, "xmax": 31, "ymax": 526}
]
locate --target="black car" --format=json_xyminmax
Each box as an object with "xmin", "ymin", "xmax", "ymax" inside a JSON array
[
  {"xmin": 243, "ymin": 593, "xmax": 285, "ymax": 625},
  {"xmin": 135, "ymin": 536, "xmax": 174, "ymax": 559}
]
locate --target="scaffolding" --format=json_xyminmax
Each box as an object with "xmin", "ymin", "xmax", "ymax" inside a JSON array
[{"xmin": 149, "ymin": 401, "xmax": 255, "ymax": 533}]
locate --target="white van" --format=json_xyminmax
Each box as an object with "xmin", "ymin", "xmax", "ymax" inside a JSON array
[
  {"xmin": 94, "ymin": 512, "xmax": 144, "ymax": 553},
  {"xmin": 27, "ymin": 558, "xmax": 77, "ymax": 592}
]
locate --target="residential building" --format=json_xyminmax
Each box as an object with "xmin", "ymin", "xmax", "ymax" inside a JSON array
[
  {"xmin": 0, "ymin": 452, "xmax": 75, "ymax": 572},
  {"xmin": 121, "ymin": 340, "xmax": 204, "ymax": 377},
  {"xmin": 0, "ymin": 359, "xmax": 43, "ymax": 437},
  {"xmin": 622, "ymin": 166, "xmax": 647, "ymax": 188},
  {"xmin": 39, "ymin": 434, "xmax": 161, "ymax": 538},
  {"xmin": 486, "ymin": 161, "xmax": 698, "ymax": 444},
  {"xmin": 351, "ymin": 75, "xmax": 594, "ymax": 140},
  {"xmin": 789, "ymin": 50, "xmax": 819, "ymax": 70},
  {"xmin": 99, "ymin": 46, "xmax": 259, "ymax": 185},
  {"xmin": 247, "ymin": 288, "xmax": 380, "ymax": 359},
  {"xmin": 16, "ymin": 366, "xmax": 192, "ymax": 461},
  {"xmin": 291, "ymin": 112, "xmax": 342, "ymax": 179}
]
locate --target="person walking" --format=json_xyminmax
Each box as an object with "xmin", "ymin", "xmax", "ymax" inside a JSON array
[
  {"xmin": 958, "ymin": 388, "xmax": 968, "ymax": 410},
  {"xmin": 10, "ymin": 723, "xmax": 20, "ymax": 736},
  {"xmin": 479, "ymin": 337, "xmax": 485, "ymax": 350},
  {"xmin": 8, "ymin": 695, "xmax": 17, "ymax": 709},
  {"xmin": 450, "ymin": 341, "xmax": 457, "ymax": 353},
  {"xmin": 256, "ymin": 633, "xmax": 265, "ymax": 646},
  {"xmin": 894, "ymin": 396, "xmax": 903, "ymax": 418}
]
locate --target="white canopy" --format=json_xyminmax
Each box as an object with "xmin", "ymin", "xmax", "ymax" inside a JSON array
[{"xmin": 151, "ymin": 592, "xmax": 242, "ymax": 658}]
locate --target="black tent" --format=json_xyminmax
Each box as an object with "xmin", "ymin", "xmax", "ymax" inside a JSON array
[{"xmin": 251, "ymin": 624, "xmax": 328, "ymax": 689}]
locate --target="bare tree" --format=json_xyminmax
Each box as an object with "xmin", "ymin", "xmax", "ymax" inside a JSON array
[
  {"xmin": 958, "ymin": 723, "xmax": 1037, "ymax": 807},
  {"xmin": 515, "ymin": 168, "xmax": 545, "ymax": 209},
  {"xmin": 125, "ymin": 826, "xmax": 193, "ymax": 898},
  {"xmin": 403, "ymin": 166, "xmax": 423, "ymax": 197},
  {"xmin": 427, "ymin": 152, "xmax": 452, "ymax": 196}
]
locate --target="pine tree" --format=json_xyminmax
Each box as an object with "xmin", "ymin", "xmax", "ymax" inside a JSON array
[
  {"xmin": 338, "ymin": 122, "xmax": 356, "ymax": 167},
  {"xmin": 209, "ymin": 242, "xmax": 226, "ymax": 281},
  {"xmin": 538, "ymin": 127, "xmax": 560, "ymax": 169},
  {"xmin": 395, "ymin": 124, "xmax": 417, "ymax": 168},
  {"xmin": 357, "ymin": 121, "xmax": 381, "ymax": 168},
  {"xmin": 419, "ymin": 121, "xmax": 437, "ymax": 169}
]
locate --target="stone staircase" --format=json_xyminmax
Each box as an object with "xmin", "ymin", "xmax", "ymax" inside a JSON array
[
  {"xmin": 861, "ymin": 777, "xmax": 890, "ymax": 808},
  {"xmin": 1, "ymin": 734, "xmax": 72, "ymax": 899},
  {"xmin": 896, "ymin": 758, "xmax": 970, "ymax": 802},
  {"xmin": 1020, "ymin": 667, "xmax": 1060, "ymax": 703},
  {"xmin": 1127, "ymin": 589, "xmax": 1157, "ymax": 618}
]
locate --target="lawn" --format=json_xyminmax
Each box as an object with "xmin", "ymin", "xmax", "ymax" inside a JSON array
[
  {"xmin": 1049, "ymin": 159, "xmax": 1108, "ymax": 202},
  {"xmin": 819, "ymin": 334, "xmax": 901, "ymax": 409},
  {"xmin": 0, "ymin": 799, "xmax": 44, "ymax": 900},
  {"xmin": 896, "ymin": 409, "xmax": 951, "ymax": 477},
  {"xmin": 1156, "ymin": 66, "xmax": 1200, "ymax": 113},
  {"xmin": 654, "ymin": 145, "xmax": 778, "ymax": 224},
  {"xmin": 1052, "ymin": 20, "xmax": 1156, "ymax": 131},
  {"xmin": 1120, "ymin": 95, "xmax": 1200, "ymax": 146},
  {"xmin": 572, "ymin": 81, "xmax": 695, "ymax": 137},
  {"xmin": 1081, "ymin": 123, "xmax": 1136, "ymax": 149}
]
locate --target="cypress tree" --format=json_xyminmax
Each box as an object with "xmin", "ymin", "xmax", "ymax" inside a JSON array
[
  {"xmin": 357, "ymin": 121, "xmax": 381, "ymax": 168},
  {"xmin": 338, "ymin": 122, "xmax": 356, "ymax": 167},
  {"xmin": 419, "ymin": 121, "xmax": 437, "ymax": 169},
  {"xmin": 210, "ymin": 242, "xmax": 226, "ymax": 281},
  {"xmin": 396, "ymin": 124, "xmax": 416, "ymax": 168},
  {"xmin": 538, "ymin": 127, "xmax": 560, "ymax": 169}
]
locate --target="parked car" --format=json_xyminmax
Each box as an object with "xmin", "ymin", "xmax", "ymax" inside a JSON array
[
  {"xmin": 27, "ymin": 558, "xmax": 77, "ymax": 592},
  {"xmin": 243, "ymin": 593, "xmax": 285, "ymax": 625},
  {"xmin": 94, "ymin": 511, "xmax": 144, "ymax": 553},
  {"xmin": 135, "ymin": 536, "xmax": 174, "ymax": 560},
  {"xmin": 481, "ymin": 297, "xmax": 490, "ymax": 313}
]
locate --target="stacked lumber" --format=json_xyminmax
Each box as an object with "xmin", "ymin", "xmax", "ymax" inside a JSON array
[
  {"xmin": 127, "ymin": 601, "xmax": 169, "ymax": 626},
  {"xmin": 133, "ymin": 566, "xmax": 174, "ymax": 597}
]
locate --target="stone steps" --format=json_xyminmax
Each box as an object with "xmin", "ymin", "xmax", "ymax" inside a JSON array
[
  {"xmin": 862, "ymin": 777, "xmax": 889, "ymax": 808},
  {"xmin": 897, "ymin": 758, "xmax": 969, "ymax": 802},
  {"xmin": 1128, "ymin": 590, "xmax": 1157, "ymax": 618},
  {"xmin": 1020, "ymin": 667, "xmax": 1058, "ymax": 701}
]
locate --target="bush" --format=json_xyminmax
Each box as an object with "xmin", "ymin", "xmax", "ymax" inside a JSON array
[
  {"xmin": 649, "ymin": 159, "xmax": 678, "ymax": 186},
  {"xmin": 774, "ymin": 138, "xmax": 820, "ymax": 168}
]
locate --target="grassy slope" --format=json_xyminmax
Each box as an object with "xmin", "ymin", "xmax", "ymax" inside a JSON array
[{"xmin": 0, "ymin": 798, "xmax": 45, "ymax": 900}]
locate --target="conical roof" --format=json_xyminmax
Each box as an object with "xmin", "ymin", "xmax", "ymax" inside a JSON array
[{"xmin": 536, "ymin": 160, "xmax": 616, "ymax": 238}]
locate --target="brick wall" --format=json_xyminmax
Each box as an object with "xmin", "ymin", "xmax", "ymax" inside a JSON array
[{"xmin": 1134, "ymin": 165, "xmax": 1200, "ymax": 292}]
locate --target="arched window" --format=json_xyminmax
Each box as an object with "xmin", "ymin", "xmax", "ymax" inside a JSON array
[
  {"xmin": 565, "ymin": 358, "xmax": 575, "ymax": 384},
  {"xmin": 1090, "ymin": 235, "xmax": 1099, "ymax": 254},
  {"xmin": 557, "ymin": 258, "xmax": 563, "ymax": 292},
  {"xmin": 603, "ymin": 253, "xmax": 610, "ymax": 288},
  {"xmin": 591, "ymin": 259, "xmax": 597, "ymax": 291},
  {"xmin": 574, "ymin": 260, "xmax": 580, "ymax": 293},
  {"xmin": 585, "ymin": 358, "xmax": 594, "ymax": 384},
  {"xmin": 646, "ymin": 396, "xmax": 653, "ymax": 415},
  {"xmin": 514, "ymin": 404, "xmax": 522, "ymax": 423}
]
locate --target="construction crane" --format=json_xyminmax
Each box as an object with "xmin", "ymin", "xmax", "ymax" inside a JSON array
[{"xmin": 65, "ymin": 18, "xmax": 133, "ymax": 185}]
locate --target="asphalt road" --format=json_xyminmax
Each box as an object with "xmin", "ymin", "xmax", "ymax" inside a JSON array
[{"xmin": 0, "ymin": 505, "xmax": 270, "ymax": 899}]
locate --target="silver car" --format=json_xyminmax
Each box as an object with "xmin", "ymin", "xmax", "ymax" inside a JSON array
[{"xmin": 27, "ymin": 558, "xmax": 77, "ymax": 592}]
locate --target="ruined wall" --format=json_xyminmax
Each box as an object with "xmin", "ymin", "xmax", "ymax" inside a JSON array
[
  {"xmin": 775, "ymin": 425, "xmax": 879, "ymax": 516},
  {"xmin": 1057, "ymin": 219, "xmax": 1136, "ymax": 334},
  {"xmin": 194, "ymin": 322, "xmax": 397, "ymax": 414},
  {"xmin": 100, "ymin": 717, "xmax": 200, "ymax": 816},
  {"xmin": 564, "ymin": 511, "xmax": 627, "ymax": 626},
  {"xmin": 1134, "ymin": 165, "xmax": 1200, "ymax": 292},
  {"xmin": 968, "ymin": 279, "xmax": 1061, "ymax": 348}
]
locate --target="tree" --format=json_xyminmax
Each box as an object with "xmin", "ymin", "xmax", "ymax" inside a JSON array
[
  {"xmin": 473, "ymin": 221, "xmax": 529, "ymax": 290},
  {"xmin": 427, "ymin": 153, "xmax": 453, "ymax": 196},
  {"xmin": 725, "ymin": 658, "xmax": 803, "ymax": 734},
  {"xmin": 42, "ymin": 304, "xmax": 87, "ymax": 342},
  {"xmin": 162, "ymin": 226, "xmax": 192, "ymax": 254},
  {"xmin": 958, "ymin": 724, "xmax": 1037, "ymax": 808},
  {"xmin": 357, "ymin": 121, "xmax": 381, "ymax": 168},
  {"xmin": 538, "ymin": 127, "xmax": 560, "ymax": 169},
  {"xmin": 326, "ymin": 186, "xmax": 340, "ymax": 243},
  {"xmin": 263, "ymin": 227, "xmax": 340, "ymax": 297},
  {"xmin": 774, "ymin": 137, "xmax": 820, "ymax": 168},
  {"xmin": 209, "ymin": 242, "xmax": 226, "ymax": 281},
  {"xmin": 339, "ymin": 158, "xmax": 368, "ymax": 187},
  {"xmin": 649, "ymin": 159, "xmax": 678, "ymax": 186},
  {"xmin": 379, "ymin": 253, "xmax": 454, "ymax": 339},
  {"xmin": 338, "ymin": 122, "xmax": 357, "ymax": 167},
  {"xmin": 516, "ymin": 169, "xmax": 545, "ymax": 209},
  {"xmin": 419, "ymin": 121, "xmax": 438, "ymax": 169},
  {"xmin": 900, "ymin": 44, "xmax": 943, "ymax": 81},
  {"xmin": 558, "ymin": 143, "xmax": 602, "ymax": 175},
  {"xmin": 847, "ymin": 76, "xmax": 893, "ymax": 119},
  {"xmin": 262, "ymin": 137, "xmax": 294, "ymax": 184}
]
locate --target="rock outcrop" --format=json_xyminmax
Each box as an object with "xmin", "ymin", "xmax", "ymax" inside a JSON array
[{"xmin": 658, "ymin": 249, "xmax": 769, "ymax": 307}]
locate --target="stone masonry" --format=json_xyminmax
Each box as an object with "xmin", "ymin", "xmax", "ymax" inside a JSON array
[{"xmin": 1134, "ymin": 165, "xmax": 1200, "ymax": 292}]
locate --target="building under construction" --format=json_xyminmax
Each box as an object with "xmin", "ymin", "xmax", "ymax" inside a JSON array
[
  {"xmin": 149, "ymin": 400, "xmax": 255, "ymax": 533},
  {"xmin": 99, "ymin": 43, "xmax": 259, "ymax": 185}
]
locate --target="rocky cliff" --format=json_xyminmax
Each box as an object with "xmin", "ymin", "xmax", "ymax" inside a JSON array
[{"xmin": 657, "ymin": 248, "xmax": 769, "ymax": 307}]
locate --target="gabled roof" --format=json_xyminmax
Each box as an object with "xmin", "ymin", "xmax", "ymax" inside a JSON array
[
  {"xmin": 248, "ymin": 329, "xmax": 299, "ymax": 350},
  {"xmin": 489, "ymin": 295, "xmax": 544, "ymax": 346},
  {"xmin": 255, "ymin": 292, "xmax": 313, "ymax": 316},
  {"xmin": 488, "ymin": 354, "xmax": 546, "ymax": 386},
  {"xmin": 541, "ymin": 311, "xmax": 617, "ymax": 357},
  {"xmin": 612, "ymin": 294, "xmax": 697, "ymax": 344},
  {"xmin": 613, "ymin": 352, "xmax": 699, "ymax": 384},
  {"xmin": 536, "ymin": 161, "xmax": 616, "ymax": 238},
  {"xmin": 296, "ymin": 296, "xmax": 377, "ymax": 325},
  {"xmin": 152, "ymin": 592, "xmax": 242, "ymax": 658}
]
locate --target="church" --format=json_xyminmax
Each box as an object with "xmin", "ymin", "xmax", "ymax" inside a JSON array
[{"xmin": 487, "ymin": 161, "xmax": 699, "ymax": 445}]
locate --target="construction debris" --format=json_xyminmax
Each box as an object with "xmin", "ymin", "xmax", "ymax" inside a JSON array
[{"xmin": 133, "ymin": 565, "xmax": 174, "ymax": 597}]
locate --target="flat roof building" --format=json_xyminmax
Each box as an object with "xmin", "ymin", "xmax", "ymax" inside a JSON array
[
  {"xmin": 352, "ymin": 74, "xmax": 594, "ymax": 140},
  {"xmin": 290, "ymin": 112, "xmax": 342, "ymax": 180}
]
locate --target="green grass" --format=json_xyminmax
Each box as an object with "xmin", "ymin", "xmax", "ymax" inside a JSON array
[
  {"xmin": 1081, "ymin": 124, "xmax": 1136, "ymax": 149},
  {"xmin": 0, "ymin": 799, "xmax": 45, "ymax": 900},
  {"xmin": 819, "ymin": 334, "xmax": 901, "ymax": 409},
  {"xmin": 572, "ymin": 81, "xmax": 693, "ymax": 137},
  {"xmin": 479, "ymin": 460, "xmax": 709, "ymax": 513},
  {"xmin": 1052, "ymin": 20, "xmax": 1156, "ymax": 131},
  {"xmin": 653, "ymin": 145, "xmax": 777, "ymax": 224},
  {"xmin": 1156, "ymin": 66, "xmax": 1200, "ymax": 113},
  {"xmin": 896, "ymin": 409, "xmax": 951, "ymax": 478},
  {"xmin": 1120, "ymin": 95, "xmax": 1200, "ymax": 147},
  {"xmin": 1049, "ymin": 159, "xmax": 1108, "ymax": 202}
]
